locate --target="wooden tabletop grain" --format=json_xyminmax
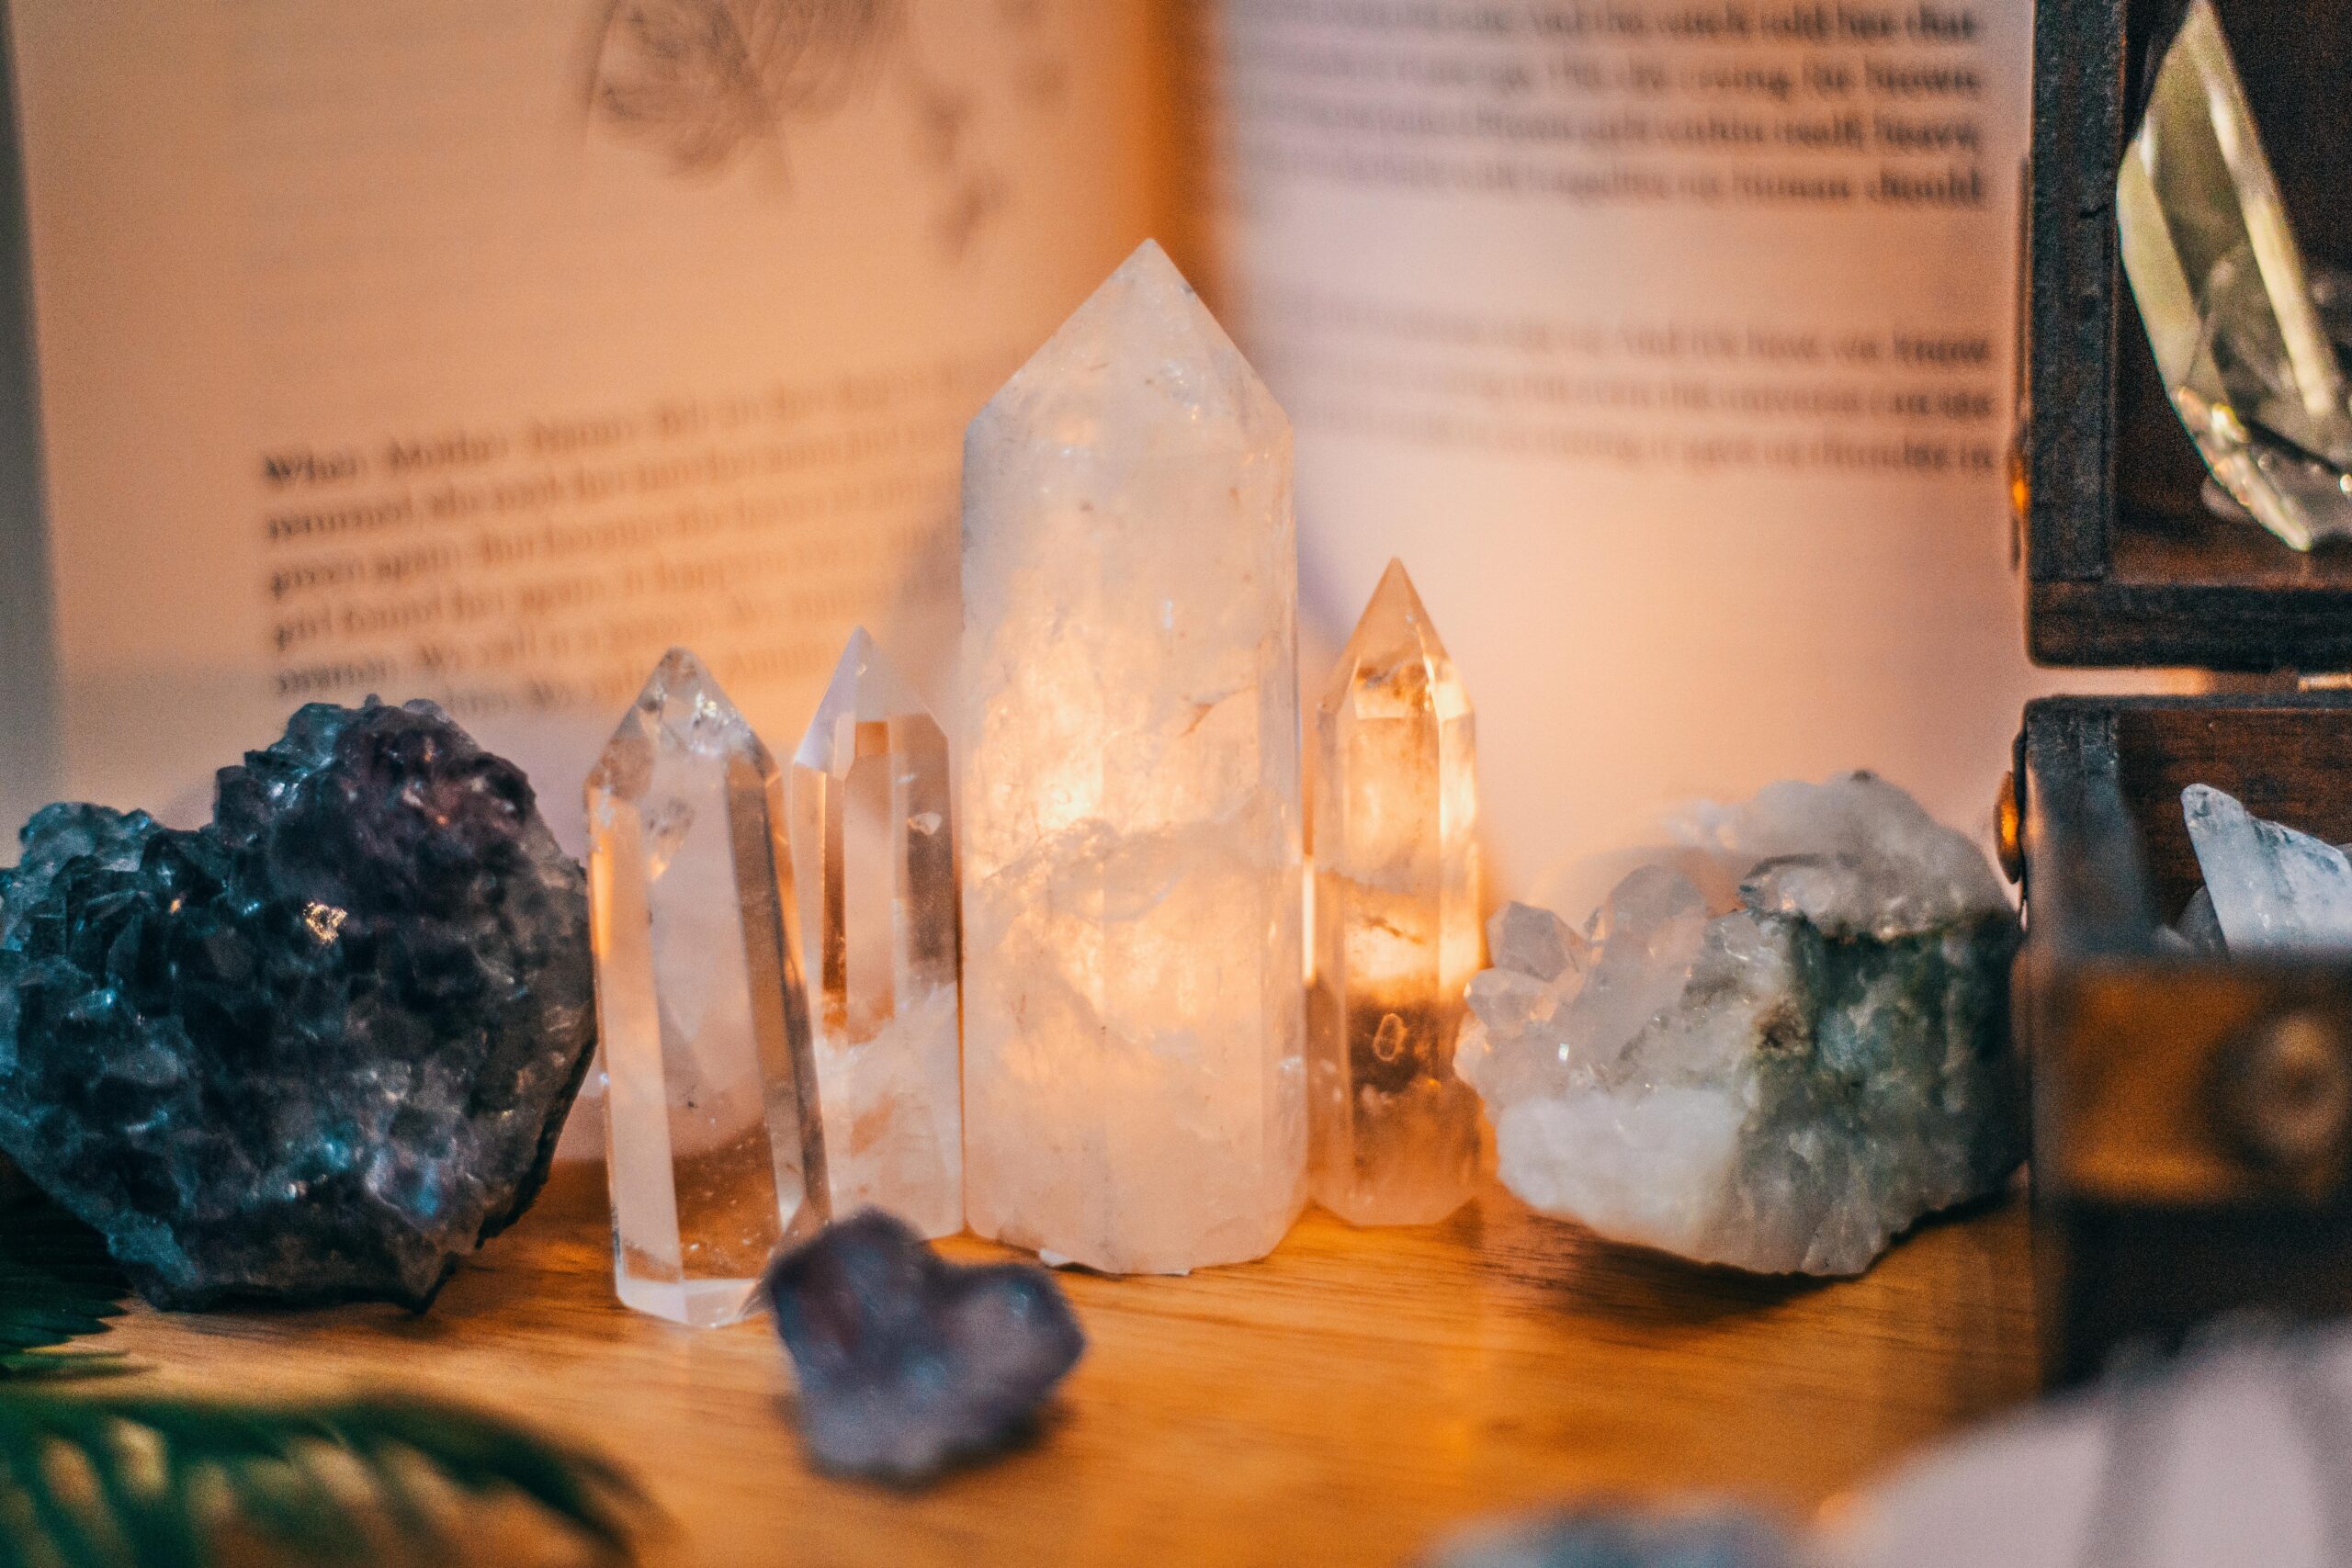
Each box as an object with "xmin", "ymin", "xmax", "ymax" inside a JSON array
[{"xmin": 102, "ymin": 1164, "xmax": 2039, "ymax": 1567}]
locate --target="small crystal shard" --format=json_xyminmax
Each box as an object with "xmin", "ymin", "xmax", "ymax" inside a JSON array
[
  {"xmin": 787, "ymin": 629, "xmax": 962, "ymax": 1239},
  {"xmin": 2119, "ymin": 0, "xmax": 2352, "ymax": 550},
  {"xmin": 1308, "ymin": 560, "xmax": 1484, "ymax": 1226},
  {"xmin": 959, "ymin": 240, "xmax": 1306, "ymax": 1274},
  {"xmin": 0, "ymin": 701, "xmax": 596, "ymax": 1308},
  {"xmin": 763, "ymin": 1209, "xmax": 1084, "ymax": 1483},
  {"xmin": 2182, "ymin": 784, "xmax": 2352, "ymax": 953},
  {"xmin": 588, "ymin": 649, "xmax": 828, "ymax": 1327},
  {"xmin": 1457, "ymin": 774, "xmax": 2023, "ymax": 1276}
]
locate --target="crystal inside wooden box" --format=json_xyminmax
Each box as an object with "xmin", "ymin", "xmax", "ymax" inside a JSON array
[{"xmin": 2018, "ymin": 0, "xmax": 2352, "ymax": 1384}]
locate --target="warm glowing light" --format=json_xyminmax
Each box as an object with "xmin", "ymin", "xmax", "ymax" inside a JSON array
[{"xmin": 958, "ymin": 241, "xmax": 1306, "ymax": 1274}]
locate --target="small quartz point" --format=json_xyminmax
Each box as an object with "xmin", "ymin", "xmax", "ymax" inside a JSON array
[
  {"xmin": 960, "ymin": 239, "xmax": 1306, "ymax": 1273},
  {"xmin": 1309, "ymin": 560, "xmax": 1484, "ymax": 1226},
  {"xmin": 1457, "ymin": 773, "xmax": 2023, "ymax": 1276},
  {"xmin": 2182, "ymin": 784, "xmax": 2352, "ymax": 953},
  {"xmin": 587, "ymin": 649, "xmax": 829, "ymax": 1327},
  {"xmin": 763, "ymin": 1209, "xmax": 1083, "ymax": 1483},
  {"xmin": 787, "ymin": 629, "xmax": 962, "ymax": 1239},
  {"xmin": 2118, "ymin": 0, "xmax": 2352, "ymax": 550}
]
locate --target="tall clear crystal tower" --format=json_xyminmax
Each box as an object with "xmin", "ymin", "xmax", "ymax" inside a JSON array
[
  {"xmin": 1309, "ymin": 560, "xmax": 1484, "ymax": 1226},
  {"xmin": 2119, "ymin": 0, "xmax": 2352, "ymax": 549},
  {"xmin": 587, "ymin": 649, "xmax": 829, "ymax": 1326},
  {"xmin": 960, "ymin": 239, "xmax": 1306, "ymax": 1275},
  {"xmin": 787, "ymin": 628, "xmax": 962, "ymax": 1239}
]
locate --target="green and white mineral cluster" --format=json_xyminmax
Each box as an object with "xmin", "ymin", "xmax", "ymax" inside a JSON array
[{"xmin": 1456, "ymin": 773, "xmax": 2023, "ymax": 1276}]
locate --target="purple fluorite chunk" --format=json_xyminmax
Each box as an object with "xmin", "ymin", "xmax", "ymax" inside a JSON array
[
  {"xmin": 763, "ymin": 1209, "xmax": 1084, "ymax": 1482},
  {"xmin": 0, "ymin": 699, "xmax": 595, "ymax": 1309}
]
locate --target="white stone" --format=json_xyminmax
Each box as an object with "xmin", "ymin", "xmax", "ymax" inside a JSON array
[
  {"xmin": 958, "ymin": 239, "xmax": 1305, "ymax": 1274},
  {"xmin": 2182, "ymin": 784, "xmax": 2352, "ymax": 953},
  {"xmin": 788, "ymin": 628, "xmax": 962, "ymax": 1239},
  {"xmin": 1457, "ymin": 773, "xmax": 2021, "ymax": 1276}
]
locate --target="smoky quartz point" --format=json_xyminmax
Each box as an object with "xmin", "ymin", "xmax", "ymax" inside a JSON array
[
  {"xmin": 0, "ymin": 700, "xmax": 597, "ymax": 1309},
  {"xmin": 2119, "ymin": 0, "xmax": 2352, "ymax": 550}
]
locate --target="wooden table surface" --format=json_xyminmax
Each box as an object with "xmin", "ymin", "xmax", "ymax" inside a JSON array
[{"xmin": 104, "ymin": 1165, "xmax": 2040, "ymax": 1567}]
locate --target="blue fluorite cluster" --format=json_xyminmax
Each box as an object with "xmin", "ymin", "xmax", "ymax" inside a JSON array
[
  {"xmin": 763, "ymin": 1210, "xmax": 1084, "ymax": 1482},
  {"xmin": 0, "ymin": 700, "xmax": 597, "ymax": 1309}
]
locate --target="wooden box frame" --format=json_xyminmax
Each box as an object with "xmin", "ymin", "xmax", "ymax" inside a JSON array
[
  {"xmin": 2020, "ymin": 0, "xmax": 2352, "ymax": 1382},
  {"xmin": 2025, "ymin": 0, "xmax": 2352, "ymax": 671}
]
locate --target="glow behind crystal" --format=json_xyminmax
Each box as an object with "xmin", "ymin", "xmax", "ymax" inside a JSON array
[
  {"xmin": 1309, "ymin": 560, "xmax": 1483, "ymax": 1226},
  {"xmin": 587, "ymin": 649, "xmax": 829, "ymax": 1326},
  {"xmin": 2119, "ymin": 0, "xmax": 2352, "ymax": 549},
  {"xmin": 959, "ymin": 239, "xmax": 1306, "ymax": 1274},
  {"xmin": 787, "ymin": 628, "xmax": 963, "ymax": 1239}
]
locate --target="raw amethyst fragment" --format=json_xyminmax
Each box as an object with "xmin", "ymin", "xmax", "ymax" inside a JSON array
[
  {"xmin": 0, "ymin": 699, "xmax": 596, "ymax": 1309},
  {"xmin": 763, "ymin": 1209, "xmax": 1084, "ymax": 1482}
]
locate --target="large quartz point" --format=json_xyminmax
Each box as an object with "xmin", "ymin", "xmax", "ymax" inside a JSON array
[
  {"xmin": 1457, "ymin": 773, "xmax": 2023, "ymax": 1276},
  {"xmin": 2182, "ymin": 784, "xmax": 2352, "ymax": 953},
  {"xmin": 787, "ymin": 629, "xmax": 962, "ymax": 1239},
  {"xmin": 2119, "ymin": 0, "xmax": 2352, "ymax": 550},
  {"xmin": 1309, "ymin": 560, "xmax": 1484, "ymax": 1226},
  {"xmin": 960, "ymin": 239, "xmax": 1306, "ymax": 1274},
  {"xmin": 587, "ymin": 649, "xmax": 829, "ymax": 1326}
]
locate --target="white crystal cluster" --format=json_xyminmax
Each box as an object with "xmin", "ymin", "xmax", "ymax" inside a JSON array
[{"xmin": 1456, "ymin": 773, "xmax": 2023, "ymax": 1276}]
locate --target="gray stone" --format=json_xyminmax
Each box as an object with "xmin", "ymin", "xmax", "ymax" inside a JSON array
[{"xmin": 1425, "ymin": 1506, "xmax": 1804, "ymax": 1568}]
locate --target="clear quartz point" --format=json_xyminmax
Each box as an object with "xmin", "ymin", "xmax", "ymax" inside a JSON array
[
  {"xmin": 787, "ymin": 628, "xmax": 963, "ymax": 1239},
  {"xmin": 1310, "ymin": 561, "xmax": 1484, "ymax": 1226},
  {"xmin": 2182, "ymin": 784, "xmax": 2352, "ymax": 953},
  {"xmin": 586, "ymin": 649, "xmax": 829, "ymax": 1326},
  {"xmin": 2119, "ymin": 0, "xmax": 2352, "ymax": 550},
  {"xmin": 960, "ymin": 238, "xmax": 1306, "ymax": 1274}
]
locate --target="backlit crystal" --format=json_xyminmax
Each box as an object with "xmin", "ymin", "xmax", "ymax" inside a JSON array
[
  {"xmin": 1309, "ymin": 560, "xmax": 1483, "ymax": 1226},
  {"xmin": 2119, "ymin": 0, "xmax": 2352, "ymax": 549},
  {"xmin": 587, "ymin": 649, "xmax": 829, "ymax": 1326},
  {"xmin": 960, "ymin": 239, "xmax": 1306, "ymax": 1274},
  {"xmin": 787, "ymin": 629, "xmax": 962, "ymax": 1239}
]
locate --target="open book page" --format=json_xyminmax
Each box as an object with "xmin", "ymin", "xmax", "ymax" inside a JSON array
[
  {"xmin": 0, "ymin": 0, "xmax": 1171, "ymax": 839},
  {"xmin": 1201, "ymin": 0, "xmax": 2166, "ymax": 900}
]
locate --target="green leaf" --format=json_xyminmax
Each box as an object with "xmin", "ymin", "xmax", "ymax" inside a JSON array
[
  {"xmin": 0, "ymin": 1197, "xmax": 647, "ymax": 1563},
  {"xmin": 0, "ymin": 1203, "xmax": 126, "ymax": 1378}
]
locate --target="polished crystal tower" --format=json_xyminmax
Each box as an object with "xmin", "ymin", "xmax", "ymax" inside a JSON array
[
  {"xmin": 587, "ymin": 649, "xmax": 829, "ymax": 1325},
  {"xmin": 787, "ymin": 628, "xmax": 962, "ymax": 1239},
  {"xmin": 2119, "ymin": 0, "xmax": 2352, "ymax": 550},
  {"xmin": 960, "ymin": 239, "xmax": 1306, "ymax": 1274},
  {"xmin": 1309, "ymin": 562, "xmax": 1484, "ymax": 1226}
]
